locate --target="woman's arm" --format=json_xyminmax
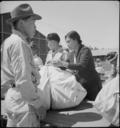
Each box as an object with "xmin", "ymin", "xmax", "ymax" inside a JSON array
[{"xmin": 52, "ymin": 47, "xmax": 92, "ymax": 74}]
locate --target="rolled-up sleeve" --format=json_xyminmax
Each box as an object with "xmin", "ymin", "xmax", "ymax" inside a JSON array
[{"xmin": 10, "ymin": 41, "xmax": 41, "ymax": 109}]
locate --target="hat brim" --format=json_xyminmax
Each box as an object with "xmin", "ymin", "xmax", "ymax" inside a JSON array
[{"xmin": 7, "ymin": 13, "xmax": 42, "ymax": 24}]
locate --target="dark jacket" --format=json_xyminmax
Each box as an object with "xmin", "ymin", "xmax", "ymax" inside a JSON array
[{"xmin": 67, "ymin": 44, "xmax": 102, "ymax": 100}]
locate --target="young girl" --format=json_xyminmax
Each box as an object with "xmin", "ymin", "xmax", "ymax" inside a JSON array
[{"xmin": 45, "ymin": 33, "xmax": 68, "ymax": 65}]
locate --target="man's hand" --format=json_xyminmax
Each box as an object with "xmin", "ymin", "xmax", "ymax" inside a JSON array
[
  {"xmin": 1, "ymin": 84, "xmax": 10, "ymax": 99},
  {"xmin": 31, "ymin": 70, "xmax": 41, "ymax": 86},
  {"xmin": 29, "ymin": 105, "xmax": 46, "ymax": 121},
  {"xmin": 36, "ymin": 106, "xmax": 47, "ymax": 121}
]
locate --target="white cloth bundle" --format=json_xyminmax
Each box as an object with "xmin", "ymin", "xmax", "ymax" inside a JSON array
[
  {"xmin": 38, "ymin": 65, "xmax": 87, "ymax": 109},
  {"xmin": 94, "ymin": 74, "xmax": 119, "ymax": 126}
]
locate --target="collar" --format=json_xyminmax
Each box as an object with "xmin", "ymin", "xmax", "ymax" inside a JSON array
[
  {"xmin": 75, "ymin": 44, "xmax": 83, "ymax": 57},
  {"xmin": 12, "ymin": 29, "xmax": 28, "ymax": 43}
]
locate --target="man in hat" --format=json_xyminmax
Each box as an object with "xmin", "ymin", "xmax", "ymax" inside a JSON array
[{"xmin": 1, "ymin": 3, "xmax": 46, "ymax": 127}]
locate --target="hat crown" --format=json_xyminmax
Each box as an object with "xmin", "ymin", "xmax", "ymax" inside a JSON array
[
  {"xmin": 7, "ymin": 3, "xmax": 41, "ymax": 24},
  {"xmin": 11, "ymin": 4, "xmax": 34, "ymax": 19}
]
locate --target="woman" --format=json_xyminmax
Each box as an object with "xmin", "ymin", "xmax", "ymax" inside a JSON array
[
  {"xmin": 38, "ymin": 33, "xmax": 87, "ymax": 109},
  {"xmin": 94, "ymin": 53, "xmax": 119, "ymax": 127},
  {"xmin": 52, "ymin": 30, "xmax": 102, "ymax": 101}
]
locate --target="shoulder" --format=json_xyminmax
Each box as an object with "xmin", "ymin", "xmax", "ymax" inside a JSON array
[
  {"xmin": 80, "ymin": 45, "xmax": 92, "ymax": 55},
  {"xmin": 81, "ymin": 45, "xmax": 91, "ymax": 52},
  {"xmin": 4, "ymin": 34, "xmax": 30, "ymax": 56},
  {"xmin": 8, "ymin": 34, "xmax": 23, "ymax": 43},
  {"xmin": 4, "ymin": 34, "xmax": 24, "ymax": 49}
]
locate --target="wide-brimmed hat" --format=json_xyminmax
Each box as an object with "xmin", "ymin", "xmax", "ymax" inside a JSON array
[{"xmin": 7, "ymin": 3, "xmax": 42, "ymax": 24}]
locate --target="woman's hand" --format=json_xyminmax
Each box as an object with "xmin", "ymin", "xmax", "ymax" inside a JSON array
[
  {"xmin": 52, "ymin": 60, "xmax": 68, "ymax": 68},
  {"xmin": 52, "ymin": 60, "xmax": 63, "ymax": 67},
  {"xmin": 45, "ymin": 61, "xmax": 54, "ymax": 66},
  {"xmin": 61, "ymin": 61, "xmax": 69, "ymax": 68}
]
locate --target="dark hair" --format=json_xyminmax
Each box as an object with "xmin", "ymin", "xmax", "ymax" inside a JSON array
[
  {"xmin": 47, "ymin": 33, "xmax": 60, "ymax": 43},
  {"xmin": 12, "ymin": 20, "xmax": 19, "ymax": 29},
  {"xmin": 65, "ymin": 30, "xmax": 82, "ymax": 45}
]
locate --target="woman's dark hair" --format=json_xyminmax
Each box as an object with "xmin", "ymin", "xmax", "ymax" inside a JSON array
[
  {"xmin": 65, "ymin": 30, "xmax": 82, "ymax": 45},
  {"xmin": 47, "ymin": 33, "xmax": 60, "ymax": 43}
]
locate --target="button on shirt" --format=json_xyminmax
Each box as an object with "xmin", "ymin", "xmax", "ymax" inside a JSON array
[{"xmin": 1, "ymin": 29, "xmax": 41, "ymax": 109}]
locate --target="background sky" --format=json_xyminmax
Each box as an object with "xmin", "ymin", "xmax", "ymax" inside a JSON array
[{"xmin": 0, "ymin": 1, "xmax": 119, "ymax": 49}]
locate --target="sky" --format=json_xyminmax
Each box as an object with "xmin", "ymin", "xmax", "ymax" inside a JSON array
[{"xmin": 0, "ymin": 1, "xmax": 119, "ymax": 49}]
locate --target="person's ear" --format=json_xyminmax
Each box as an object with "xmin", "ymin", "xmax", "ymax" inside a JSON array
[{"xmin": 18, "ymin": 19, "xmax": 24, "ymax": 27}]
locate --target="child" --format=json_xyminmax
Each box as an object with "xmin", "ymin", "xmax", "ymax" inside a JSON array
[{"xmin": 45, "ymin": 33, "xmax": 69, "ymax": 68}]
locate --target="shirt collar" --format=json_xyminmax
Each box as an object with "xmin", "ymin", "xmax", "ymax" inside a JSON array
[
  {"xmin": 12, "ymin": 29, "xmax": 28, "ymax": 42},
  {"xmin": 75, "ymin": 44, "xmax": 83, "ymax": 57}
]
